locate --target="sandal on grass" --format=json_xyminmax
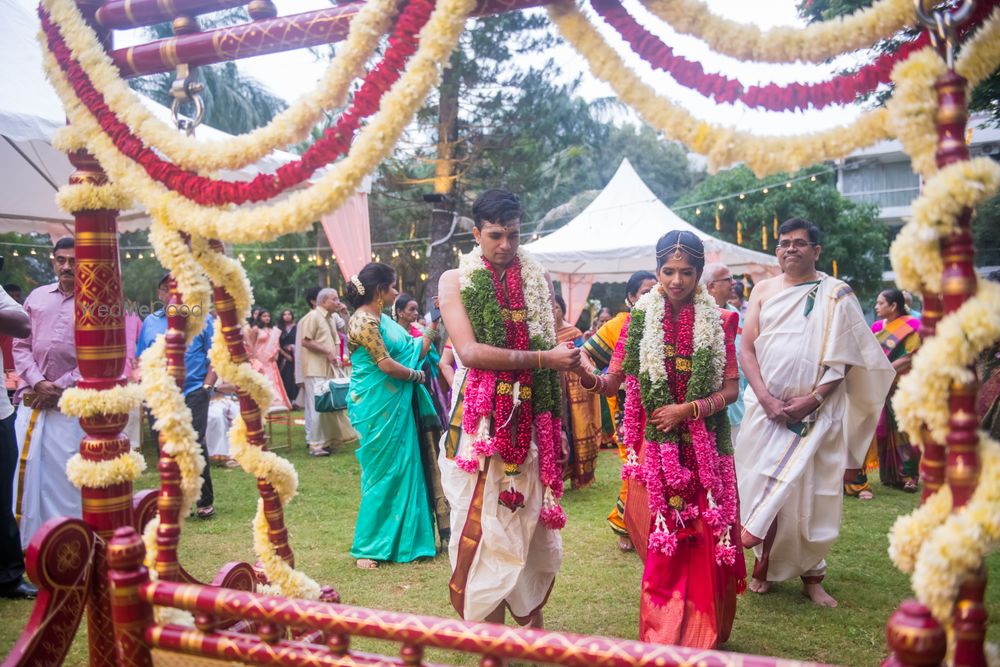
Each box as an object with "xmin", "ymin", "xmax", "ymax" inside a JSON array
[
  {"xmin": 195, "ymin": 506, "xmax": 215, "ymax": 519},
  {"xmin": 356, "ymin": 559, "xmax": 379, "ymax": 570},
  {"xmin": 858, "ymin": 490, "xmax": 874, "ymax": 501}
]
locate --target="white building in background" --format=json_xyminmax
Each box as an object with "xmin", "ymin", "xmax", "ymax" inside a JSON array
[{"xmin": 836, "ymin": 113, "xmax": 1000, "ymax": 279}]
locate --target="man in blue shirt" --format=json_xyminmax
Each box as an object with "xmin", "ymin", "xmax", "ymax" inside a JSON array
[{"xmin": 136, "ymin": 274, "xmax": 217, "ymax": 518}]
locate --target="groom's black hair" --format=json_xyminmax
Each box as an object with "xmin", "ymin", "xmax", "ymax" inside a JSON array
[{"xmin": 471, "ymin": 189, "xmax": 523, "ymax": 229}]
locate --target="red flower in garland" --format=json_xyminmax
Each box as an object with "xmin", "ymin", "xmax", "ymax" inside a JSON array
[
  {"xmin": 38, "ymin": 0, "xmax": 436, "ymax": 207},
  {"xmin": 480, "ymin": 255, "xmax": 535, "ymax": 466},
  {"xmin": 590, "ymin": 0, "xmax": 994, "ymax": 113}
]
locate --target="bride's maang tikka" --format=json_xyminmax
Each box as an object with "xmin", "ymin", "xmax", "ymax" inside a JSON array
[{"xmin": 656, "ymin": 231, "xmax": 705, "ymax": 260}]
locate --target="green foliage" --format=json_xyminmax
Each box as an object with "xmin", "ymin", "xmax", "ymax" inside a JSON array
[
  {"xmin": 973, "ymin": 190, "xmax": 1000, "ymax": 267},
  {"xmin": 460, "ymin": 269, "xmax": 506, "ymax": 346},
  {"xmin": 675, "ymin": 166, "xmax": 887, "ymax": 303},
  {"xmin": 0, "ymin": 234, "xmax": 57, "ymax": 291}
]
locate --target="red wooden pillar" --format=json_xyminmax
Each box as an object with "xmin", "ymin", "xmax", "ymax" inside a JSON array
[
  {"xmin": 916, "ymin": 294, "xmax": 945, "ymax": 501},
  {"xmin": 107, "ymin": 526, "xmax": 155, "ymax": 667},
  {"xmin": 206, "ymin": 241, "xmax": 293, "ymax": 566},
  {"xmin": 70, "ymin": 149, "xmax": 133, "ymax": 667},
  {"xmin": 933, "ymin": 70, "xmax": 987, "ymax": 667},
  {"xmin": 153, "ymin": 278, "xmax": 190, "ymax": 582}
]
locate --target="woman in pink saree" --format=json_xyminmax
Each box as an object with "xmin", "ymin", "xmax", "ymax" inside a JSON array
[{"xmin": 249, "ymin": 309, "xmax": 292, "ymax": 411}]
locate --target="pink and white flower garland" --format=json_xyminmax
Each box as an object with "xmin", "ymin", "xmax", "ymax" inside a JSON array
[{"xmin": 622, "ymin": 285, "xmax": 737, "ymax": 565}]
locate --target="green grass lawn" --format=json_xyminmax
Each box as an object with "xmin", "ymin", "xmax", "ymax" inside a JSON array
[{"xmin": 1, "ymin": 414, "xmax": 997, "ymax": 666}]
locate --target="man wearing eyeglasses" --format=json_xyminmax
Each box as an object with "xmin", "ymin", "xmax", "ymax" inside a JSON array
[
  {"xmin": 702, "ymin": 264, "xmax": 746, "ymax": 437},
  {"xmin": 11, "ymin": 237, "xmax": 86, "ymax": 551},
  {"xmin": 734, "ymin": 219, "xmax": 893, "ymax": 608}
]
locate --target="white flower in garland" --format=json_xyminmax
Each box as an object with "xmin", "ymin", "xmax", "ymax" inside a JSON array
[
  {"xmin": 640, "ymin": 0, "xmax": 914, "ymax": 64},
  {"xmin": 38, "ymin": 0, "xmax": 478, "ymax": 244},
  {"xmin": 40, "ymin": 0, "xmax": 399, "ymax": 172},
  {"xmin": 519, "ymin": 250, "xmax": 557, "ymax": 347},
  {"xmin": 545, "ymin": 2, "xmax": 1000, "ymax": 178},
  {"xmin": 635, "ymin": 288, "xmax": 667, "ymax": 385},
  {"xmin": 692, "ymin": 285, "xmax": 726, "ymax": 391},
  {"xmin": 633, "ymin": 284, "xmax": 724, "ymax": 390}
]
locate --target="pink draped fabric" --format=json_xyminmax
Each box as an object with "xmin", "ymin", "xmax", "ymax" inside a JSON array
[
  {"xmin": 249, "ymin": 327, "xmax": 291, "ymax": 411},
  {"xmin": 321, "ymin": 192, "xmax": 372, "ymax": 283},
  {"xmin": 554, "ymin": 272, "xmax": 594, "ymax": 328}
]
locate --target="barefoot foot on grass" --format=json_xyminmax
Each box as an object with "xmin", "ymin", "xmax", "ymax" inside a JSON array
[
  {"xmin": 803, "ymin": 581, "xmax": 837, "ymax": 607},
  {"xmin": 748, "ymin": 578, "xmax": 770, "ymax": 594}
]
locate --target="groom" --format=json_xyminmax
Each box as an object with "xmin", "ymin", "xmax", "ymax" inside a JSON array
[{"xmin": 437, "ymin": 189, "xmax": 579, "ymax": 627}]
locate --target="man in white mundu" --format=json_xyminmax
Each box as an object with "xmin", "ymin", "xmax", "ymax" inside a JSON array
[
  {"xmin": 12, "ymin": 238, "xmax": 85, "ymax": 548},
  {"xmin": 736, "ymin": 219, "xmax": 893, "ymax": 607},
  {"xmin": 438, "ymin": 189, "xmax": 580, "ymax": 626}
]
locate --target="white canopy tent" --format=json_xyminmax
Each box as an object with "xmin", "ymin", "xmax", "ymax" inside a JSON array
[
  {"xmin": 0, "ymin": 0, "xmax": 368, "ymax": 242},
  {"xmin": 523, "ymin": 159, "xmax": 779, "ymax": 323}
]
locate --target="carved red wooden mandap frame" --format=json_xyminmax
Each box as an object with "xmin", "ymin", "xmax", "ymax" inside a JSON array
[{"xmin": 1, "ymin": 1, "xmax": 987, "ymax": 666}]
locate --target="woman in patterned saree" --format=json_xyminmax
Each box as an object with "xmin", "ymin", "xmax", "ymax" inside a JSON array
[
  {"xmin": 345, "ymin": 263, "xmax": 445, "ymax": 569},
  {"xmin": 553, "ymin": 294, "xmax": 601, "ymax": 488},
  {"xmin": 871, "ymin": 288, "xmax": 921, "ymax": 492},
  {"xmin": 576, "ymin": 231, "xmax": 743, "ymax": 649}
]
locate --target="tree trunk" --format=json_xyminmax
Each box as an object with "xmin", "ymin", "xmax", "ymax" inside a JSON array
[{"xmin": 425, "ymin": 57, "xmax": 461, "ymax": 309}]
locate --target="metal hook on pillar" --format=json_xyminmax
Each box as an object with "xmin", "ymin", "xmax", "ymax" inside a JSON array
[
  {"xmin": 168, "ymin": 15, "xmax": 205, "ymax": 136},
  {"xmin": 914, "ymin": 0, "xmax": 976, "ymax": 69}
]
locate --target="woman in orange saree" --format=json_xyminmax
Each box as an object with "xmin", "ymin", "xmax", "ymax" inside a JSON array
[
  {"xmin": 554, "ymin": 294, "xmax": 601, "ymax": 488},
  {"xmin": 576, "ymin": 232, "xmax": 743, "ymax": 649}
]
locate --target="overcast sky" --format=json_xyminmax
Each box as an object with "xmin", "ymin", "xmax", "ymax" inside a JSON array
[{"xmin": 114, "ymin": 0, "xmax": 868, "ymax": 137}]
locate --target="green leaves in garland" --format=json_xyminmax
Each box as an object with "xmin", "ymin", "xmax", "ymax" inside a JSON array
[{"xmin": 461, "ymin": 269, "xmax": 506, "ymax": 347}]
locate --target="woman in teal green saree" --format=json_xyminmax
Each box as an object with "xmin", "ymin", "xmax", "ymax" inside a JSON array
[{"xmin": 344, "ymin": 263, "xmax": 443, "ymax": 569}]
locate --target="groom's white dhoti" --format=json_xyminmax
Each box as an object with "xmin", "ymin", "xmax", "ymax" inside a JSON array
[
  {"xmin": 439, "ymin": 366, "xmax": 562, "ymax": 622},
  {"xmin": 736, "ymin": 277, "xmax": 893, "ymax": 582}
]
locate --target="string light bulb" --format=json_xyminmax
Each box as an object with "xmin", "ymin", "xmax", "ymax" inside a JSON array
[
  {"xmin": 810, "ymin": 175, "xmax": 817, "ymax": 182},
  {"xmin": 717, "ymin": 203, "xmax": 724, "ymax": 210},
  {"xmin": 124, "ymin": 251, "xmax": 131, "ymax": 259},
  {"xmin": 786, "ymin": 182, "xmax": 792, "ymax": 188},
  {"xmin": 266, "ymin": 257, "xmax": 272, "ymax": 265},
  {"xmin": 761, "ymin": 187, "xmax": 769, "ymax": 195},
  {"xmin": 138, "ymin": 252, "xmax": 144, "ymax": 259},
  {"xmin": 695, "ymin": 207, "xmax": 701, "ymax": 215},
  {"xmin": 30, "ymin": 248, "xmax": 36, "ymax": 256},
  {"xmin": 739, "ymin": 193, "xmax": 745, "ymax": 200},
  {"xmin": 12, "ymin": 249, "xmax": 18, "ymax": 257},
  {"xmin": 325, "ymin": 259, "xmax": 331, "ymax": 267},
  {"xmin": 255, "ymin": 253, "xmax": 261, "ymax": 260}
]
